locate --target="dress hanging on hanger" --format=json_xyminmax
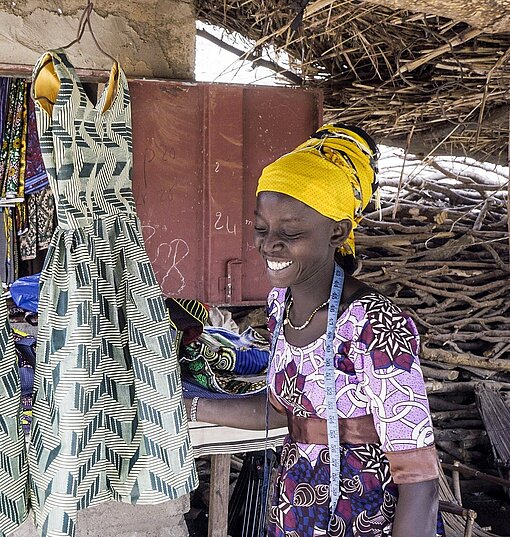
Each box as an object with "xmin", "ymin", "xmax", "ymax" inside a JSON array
[{"xmin": 2, "ymin": 5, "xmax": 198, "ymax": 536}]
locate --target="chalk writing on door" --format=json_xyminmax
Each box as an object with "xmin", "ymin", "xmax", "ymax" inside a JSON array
[
  {"xmin": 141, "ymin": 142, "xmax": 176, "ymax": 204},
  {"xmin": 142, "ymin": 224, "xmax": 190, "ymax": 294},
  {"xmin": 214, "ymin": 211, "xmax": 237, "ymax": 235}
]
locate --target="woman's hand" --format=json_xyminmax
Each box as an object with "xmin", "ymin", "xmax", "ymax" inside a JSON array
[
  {"xmin": 392, "ymin": 479, "xmax": 439, "ymax": 537},
  {"xmin": 183, "ymin": 393, "xmax": 288, "ymax": 431},
  {"xmin": 183, "ymin": 397, "xmax": 193, "ymax": 419}
]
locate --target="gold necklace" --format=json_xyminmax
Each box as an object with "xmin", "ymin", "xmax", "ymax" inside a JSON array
[{"xmin": 284, "ymin": 297, "xmax": 330, "ymax": 331}]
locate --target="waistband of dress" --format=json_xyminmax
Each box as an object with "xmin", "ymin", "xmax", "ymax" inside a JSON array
[
  {"xmin": 56, "ymin": 211, "xmax": 138, "ymax": 230},
  {"xmin": 286, "ymin": 411, "xmax": 380, "ymax": 445}
]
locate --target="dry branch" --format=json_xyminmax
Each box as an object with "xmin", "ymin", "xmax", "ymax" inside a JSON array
[
  {"xmin": 197, "ymin": 0, "xmax": 510, "ymax": 163},
  {"xmin": 344, "ymin": 157, "xmax": 510, "ymax": 469},
  {"xmin": 196, "ymin": 3, "xmax": 510, "ymax": 467}
]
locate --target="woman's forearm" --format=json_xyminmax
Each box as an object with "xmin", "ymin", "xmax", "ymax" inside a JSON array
[
  {"xmin": 392, "ymin": 480, "xmax": 439, "ymax": 537},
  {"xmin": 184, "ymin": 393, "xmax": 288, "ymax": 430}
]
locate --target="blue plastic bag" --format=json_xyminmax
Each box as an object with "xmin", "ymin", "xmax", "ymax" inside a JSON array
[{"xmin": 10, "ymin": 273, "xmax": 41, "ymax": 313}]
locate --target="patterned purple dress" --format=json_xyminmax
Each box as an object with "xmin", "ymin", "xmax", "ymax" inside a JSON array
[{"xmin": 267, "ymin": 287, "xmax": 444, "ymax": 537}]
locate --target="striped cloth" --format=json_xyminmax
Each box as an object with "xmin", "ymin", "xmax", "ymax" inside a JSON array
[
  {"xmin": 188, "ymin": 421, "xmax": 287, "ymax": 458},
  {"xmin": 26, "ymin": 49, "xmax": 197, "ymax": 537},
  {"xmin": 0, "ymin": 295, "xmax": 29, "ymax": 535}
]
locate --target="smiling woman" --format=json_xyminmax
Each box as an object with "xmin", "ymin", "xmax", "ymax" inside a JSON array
[
  {"xmin": 254, "ymin": 192, "xmax": 346, "ymax": 294},
  {"xmin": 186, "ymin": 123, "xmax": 443, "ymax": 537}
]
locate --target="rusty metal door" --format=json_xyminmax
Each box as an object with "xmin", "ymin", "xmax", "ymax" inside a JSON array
[{"xmin": 130, "ymin": 81, "xmax": 322, "ymax": 305}]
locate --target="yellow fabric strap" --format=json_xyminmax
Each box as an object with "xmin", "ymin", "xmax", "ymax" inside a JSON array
[
  {"xmin": 33, "ymin": 53, "xmax": 60, "ymax": 116},
  {"xmin": 256, "ymin": 125, "xmax": 377, "ymax": 256}
]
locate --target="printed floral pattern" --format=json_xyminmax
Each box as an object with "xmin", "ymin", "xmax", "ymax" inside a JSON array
[{"xmin": 266, "ymin": 287, "xmax": 442, "ymax": 536}]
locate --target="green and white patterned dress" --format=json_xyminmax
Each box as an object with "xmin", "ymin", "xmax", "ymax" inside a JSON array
[
  {"xmin": 0, "ymin": 296, "xmax": 29, "ymax": 536},
  {"xmin": 30, "ymin": 49, "xmax": 197, "ymax": 537}
]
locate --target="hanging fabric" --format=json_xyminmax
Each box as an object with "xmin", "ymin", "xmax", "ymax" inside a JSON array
[
  {"xmin": 19, "ymin": 88, "xmax": 52, "ymax": 262},
  {"xmin": 24, "ymin": 89, "xmax": 48, "ymax": 196},
  {"xmin": 19, "ymin": 187, "xmax": 54, "ymax": 260},
  {"xmin": 28, "ymin": 48, "xmax": 197, "ymax": 537},
  {"xmin": 0, "ymin": 78, "xmax": 9, "ymax": 144},
  {"xmin": 0, "ymin": 78, "xmax": 53, "ymax": 278},
  {"xmin": 0, "ymin": 79, "xmax": 29, "ymax": 283},
  {"xmin": 0, "ymin": 79, "xmax": 26, "ymax": 200}
]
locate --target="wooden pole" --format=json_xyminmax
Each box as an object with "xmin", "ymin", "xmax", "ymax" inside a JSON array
[
  {"xmin": 208, "ymin": 454, "xmax": 231, "ymax": 537},
  {"xmin": 422, "ymin": 347, "xmax": 510, "ymax": 372}
]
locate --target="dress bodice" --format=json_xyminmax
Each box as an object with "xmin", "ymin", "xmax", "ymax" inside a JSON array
[
  {"xmin": 267, "ymin": 286, "xmax": 435, "ymax": 453},
  {"xmin": 33, "ymin": 49, "xmax": 135, "ymax": 229}
]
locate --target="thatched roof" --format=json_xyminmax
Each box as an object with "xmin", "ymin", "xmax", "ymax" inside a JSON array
[{"xmin": 196, "ymin": 0, "xmax": 510, "ymax": 166}]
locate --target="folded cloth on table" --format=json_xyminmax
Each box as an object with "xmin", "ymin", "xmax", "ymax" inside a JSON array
[
  {"xmin": 182, "ymin": 378, "xmax": 251, "ymax": 399},
  {"xmin": 203, "ymin": 326, "xmax": 269, "ymax": 374},
  {"xmin": 180, "ymin": 326, "xmax": 269, "ymax": 395},
  {"xmin": 165, "ymin": 297, "xmax": 209, "ymax": 351}
]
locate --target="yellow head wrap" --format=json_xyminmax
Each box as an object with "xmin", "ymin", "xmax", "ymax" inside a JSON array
[{"xmin": 256, "ymin": 124, "xmax": 379, "ymax": 256}]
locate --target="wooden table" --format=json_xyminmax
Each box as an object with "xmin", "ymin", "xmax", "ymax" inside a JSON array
[{"xmin": 188, "ymin": 422, "xmax": 288, "ymax": 537}]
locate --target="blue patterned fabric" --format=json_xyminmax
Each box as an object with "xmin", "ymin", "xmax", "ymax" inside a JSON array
[
  {"xmin": 204, "ymin": 326, "xmax": 269, "ymax": 374},
  {"xmin": 182, "ymin": 378, "xmax": 250, "ymax": 399},
  {"xmin": 269, "ymin": 439, "xmax": 445, "ymax": 537}
]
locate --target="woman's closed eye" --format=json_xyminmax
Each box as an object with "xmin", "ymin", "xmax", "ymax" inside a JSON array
[
  {"xmin": 281, "ymin": 230, "xmax": 303, "ymax": 239},
  {"xmin": 255, "ymin": 229, "xmax": 302, "ymax": 240}
]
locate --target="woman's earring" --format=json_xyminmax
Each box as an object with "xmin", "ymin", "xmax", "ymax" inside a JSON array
[{"xmin": 338, "ymin": 242, "xmax": 353, "ymax": 257}]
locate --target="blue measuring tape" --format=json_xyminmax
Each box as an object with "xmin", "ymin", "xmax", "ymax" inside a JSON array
[
  {"xmin": 261, "ymin": 263, "xmax": 345, "ymax": 534},
  {"xmin": 324, "ymin": 263, "xmax": 344, "ymax": 520}
]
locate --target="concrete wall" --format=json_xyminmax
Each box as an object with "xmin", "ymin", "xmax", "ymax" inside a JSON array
[
  {"xmin": 11, "ymin": 496, "xmax": 190, "ymax": 537},
  {"xmin": 0, "ymin": 0, "xmax": 196, "ymax": 78}
]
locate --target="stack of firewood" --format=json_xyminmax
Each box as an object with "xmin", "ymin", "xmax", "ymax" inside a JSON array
[
  {"xmin": 356, "ymin": 152, "xmax": 509, "ymax": 465},
  {"xmin": 230, "ymin": 153, "xmax": 508, "ymax": 465}
]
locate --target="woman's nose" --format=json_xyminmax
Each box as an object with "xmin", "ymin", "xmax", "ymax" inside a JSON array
[{"xmin": 260, "ymin": 231, "xmax": 283, "ymax": 254}]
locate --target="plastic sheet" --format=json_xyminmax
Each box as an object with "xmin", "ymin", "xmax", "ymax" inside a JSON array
[{"xmin": 10, "ymin": 273, "xmax": 40, "ymax": 312}]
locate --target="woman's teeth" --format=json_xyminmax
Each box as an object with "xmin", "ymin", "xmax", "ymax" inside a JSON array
[{"xmin": 267, "ymin": 260, "xmax": 293, "ymax": 271}]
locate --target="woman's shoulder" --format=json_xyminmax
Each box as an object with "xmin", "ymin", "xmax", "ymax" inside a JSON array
[
  {"xmin": 342, "ymin": 276, "xmax": 414, "ymax": 323},
  {"xmin": 349, "ymin": 288, "xmax": 417, "ymax": 332},
  {"xmin": 266, "ymin": 287, "xmax": 287, "ymax": 335},
  {"xmin": 346, "ymin": 288, "xmax": 420, "ymax": 372}
]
